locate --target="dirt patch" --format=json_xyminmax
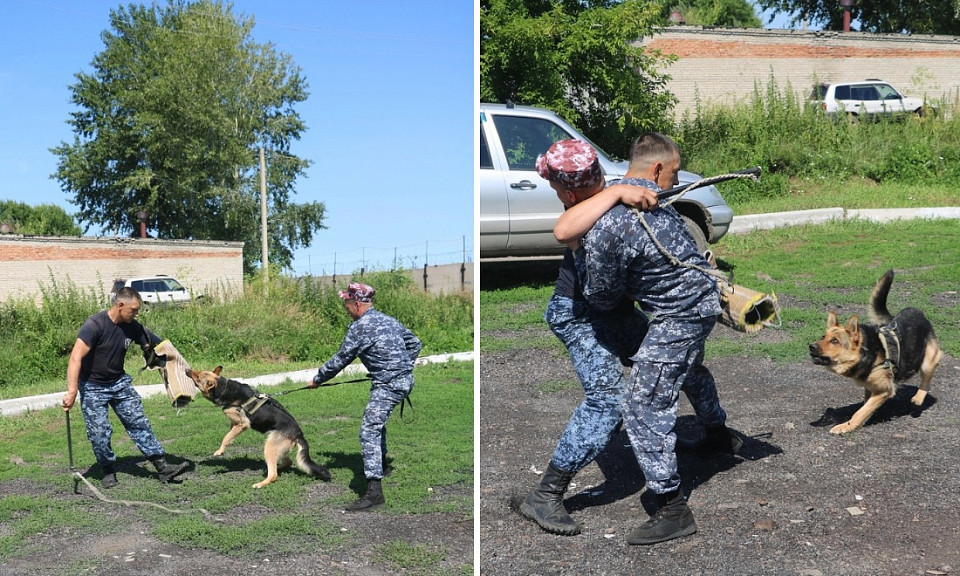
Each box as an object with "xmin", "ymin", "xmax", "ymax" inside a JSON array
[
  {"xmin": 0, "ymin": 477, "xmax": 472, "ymax": 576},
  {"xmin": 479, "ymin": 324, "xmax": 960, "ymax": 575}
]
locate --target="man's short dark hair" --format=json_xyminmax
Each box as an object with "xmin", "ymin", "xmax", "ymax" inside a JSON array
[
  {"xmin": 629, "ymin": 132, "xmax": 681, "ymax": 165},
  {"xmin": 115, "ymin": 287, "xmax": 142, "ymax": 303}
]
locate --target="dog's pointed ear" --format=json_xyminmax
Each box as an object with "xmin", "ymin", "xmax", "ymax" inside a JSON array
[
  {"xmin": 827, "ymin": 311, "xmax": 839, "ymax": 329},
  {"xmin": 214, "ymin": 365, "xmax": 223, "ymax": 375},
  {"xmin": 846, "ymin": 314, "xmax": 860, "ymax": 335}
]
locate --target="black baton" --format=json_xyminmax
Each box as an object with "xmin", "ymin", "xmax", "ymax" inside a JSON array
[{"xmin": 65, "ymin": 410, "xmax": 74, "ymax": 470}]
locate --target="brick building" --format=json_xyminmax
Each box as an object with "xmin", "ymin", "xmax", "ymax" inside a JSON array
[
  {"xmin": 0, "ymin": 235, "xmax": 244, "ymax": 304},
  {"xmin": 638, "ymin": 27, "xmax": 960, "ymax": 118}
]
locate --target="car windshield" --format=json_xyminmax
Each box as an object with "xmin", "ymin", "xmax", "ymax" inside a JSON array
[
  {"xmin": 130, "ymin": 279, "xmax": 181, "ymax": 293},
  {"xmin": 490, "ymin": 112, "xmax": 624, "ymax": 170},
  {"xmin": 876, "ymin": 84, "xmax": 901, "ymax": 100},
  {"xmin": 491, "ymin": 115, "xmax": 574, "ymax": 171}
]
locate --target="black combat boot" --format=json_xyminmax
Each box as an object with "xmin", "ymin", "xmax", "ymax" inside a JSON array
[
  {"xmin": 677, "ymin": 424, "xmax": 743, "ymax": 455},
  {"xmin": 703, "ymin": 424, "xmax": 743, "ymax": 454},
  {"xmin": 627, "ymin": 489, "xmax": 697, "ymax": 545},
  {"xmin": 101, "ymin": 464, "xmax": 118, "ymax": 489},
  {"xmin": 149, "ymin": 455, "xmax": 189, "ymax": 483},
  {"xmin": 519, "ymin": 462, "xmax": 580, "ymax": 535},
  {"xmin": 346, "ymin": 479, "xmax": 385, "ymax": 511}
]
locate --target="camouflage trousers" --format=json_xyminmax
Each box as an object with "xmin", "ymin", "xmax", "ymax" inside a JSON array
[
  {"xmin": 623, "ymin": 315, "xmax": 725, "ymax": 495},
  {"xmin": 360, "ymin": 373, "xmax": 414, "ymax": 479},
  {"xmin": 78, "ymin": 375, "xmax": 164, "ymax": 468},
  {"xmin": 545, "ymin": 294, "xmax": 646, "ymax": 473}
]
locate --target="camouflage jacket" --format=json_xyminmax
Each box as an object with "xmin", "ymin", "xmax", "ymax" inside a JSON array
[
  {"xmin": 316, "ymin": 308, "xmax": 422, "ymax": 384},
  {"xmin": 579, "ymin": 177, "xmax": 722, "ymax": 320}
]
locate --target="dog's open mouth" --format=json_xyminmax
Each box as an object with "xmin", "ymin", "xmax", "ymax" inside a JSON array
[{"xmin": 809, "ymin": 354, "xmax": 831, "ymax": 366}]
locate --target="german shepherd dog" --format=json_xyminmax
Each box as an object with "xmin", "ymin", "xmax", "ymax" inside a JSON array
[
  {"xmin": 808, "ymin": 269, "xmax": 942, "ymax": 434},
  {"xmin": 186, "ymin": 366, "xmax": 332, "ymax": 488}
]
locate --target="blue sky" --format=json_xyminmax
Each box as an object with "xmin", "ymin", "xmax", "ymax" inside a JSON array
[{"xmin": 0, "ymin": 0, "xmax": 474, "ymax": 277}]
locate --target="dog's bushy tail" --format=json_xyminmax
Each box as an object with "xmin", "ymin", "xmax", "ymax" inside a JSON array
[
  {"xmin": 869, "ymin": 269, "xmax": 895, "ymax": 324},
  {"xmin": 295, "ymin": 435, "xmax": 332, "ymax": 481}
]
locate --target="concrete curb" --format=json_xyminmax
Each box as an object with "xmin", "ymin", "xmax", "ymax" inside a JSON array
[
  {"xmin": 728, "ymin": 206, "xmax": 960, "ymax": 234},
  {"xmin": 0, "ymin": 351, "xmax": 475, "ymax": 417}
]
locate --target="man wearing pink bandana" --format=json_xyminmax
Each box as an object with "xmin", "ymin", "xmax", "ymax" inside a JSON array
[{"xmin": 310, "ymin": 282, "xmax": 422, "ymax": 511}]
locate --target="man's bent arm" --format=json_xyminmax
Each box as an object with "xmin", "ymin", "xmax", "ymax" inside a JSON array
[{"xmin": 554, "ymin": 184, "xmax": 658, "ymax": 246}]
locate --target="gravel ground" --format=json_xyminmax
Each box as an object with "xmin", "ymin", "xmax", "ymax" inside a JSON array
[
  {"xmin": 0, "ymin": 474, "xmax": 473, "ymax": 576},
  {"xmin": 479, "ymin": 321, "xmax": 960, "ymax": 576},
  {"xmin": 0, "ymin": 476, "xmax": 473, "ymax": 576}
]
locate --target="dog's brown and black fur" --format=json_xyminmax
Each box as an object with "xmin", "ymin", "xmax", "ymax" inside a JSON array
[
  {"xmin": 187, "ymin": 366, "xmax": 331, "ymax": 488},
  {"xmin": 808, "ymin": 269, "xmax": 942, "ymax": 434}
]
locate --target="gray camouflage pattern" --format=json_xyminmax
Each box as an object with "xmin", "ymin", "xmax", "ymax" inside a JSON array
[
  {"xmin": 315, "ymin": 307, "xmax": 421, "ymax": 480},
  {"xmin": 622, "ymin": 316, "xmax": 723, "ymax": 494},
  {"xmin": 579, "ymin": 177, "xmax": 727, "ymax": 495},
  {"xmin": 315, "ymin": 308, "xmax": 421, "ymax": 385},
  {"xmin": 360, "ymin": 373, "xmax": 413, "ymax": 479},
  {"xmin": 545, "ymin": 294, "xmax": 647, "ymax": 472},
  {"xmin": 579, "ymin": 178, "xmax": 721, "ymax": 321},
  {"xmin": 79, "ymin": 374, "xmax": 164, "ymax": 467}
]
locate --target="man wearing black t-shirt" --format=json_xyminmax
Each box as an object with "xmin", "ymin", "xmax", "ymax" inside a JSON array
[{"xmin": 62, "ymin": 287, "xmax": 189, "ymax": 488}]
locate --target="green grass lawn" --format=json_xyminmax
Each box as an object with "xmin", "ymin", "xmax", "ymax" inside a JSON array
[
  {"xmin": 481, "ymin": 218, "xmax": 960, "ymax": 362},
  {"xmin": 0, "ymin": 360, "xmax": 472, "ymax": 572}
]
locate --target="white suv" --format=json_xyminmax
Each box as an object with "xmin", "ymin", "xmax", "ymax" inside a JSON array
[
  {"xmin": 811, "ymin": 80, "xmax": 931, "ymax": 120},
  {"xmin": 110, "ymin": 275, "xmax": 197, "ymax": 306}
]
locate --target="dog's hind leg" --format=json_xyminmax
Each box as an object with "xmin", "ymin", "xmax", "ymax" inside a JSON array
[
  {"xmin": 295, "ymin": 435, "xmax": 332, "ymax": 481},
  {"xmin": 253, "ymin": 432, "xmax": 288, "ymax": 488},
  {"xmin": 831, "ymin": 389, "xmax": 892, "ymax": 434},
  {"xmin": 911, "ymin": 339, "xmax": 942, "ymax": 406}
]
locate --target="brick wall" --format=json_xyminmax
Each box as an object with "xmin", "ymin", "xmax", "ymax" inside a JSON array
[
  {"xmin": 0, "ymin": 235, "xmax": 244, "ymax": 304},
  {"xmin": 637, "ymin": 27, "xmax": 960, "ymax": 118}
]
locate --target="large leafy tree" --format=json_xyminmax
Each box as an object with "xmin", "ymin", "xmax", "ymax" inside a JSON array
[
  {"xmin": 662, "ymin": 0, "xmax": 761, "ymax": 27},
  {"xmin": 757, "ymin": 0, "xmax": 960, "ymax": 34},
  {"xmin": 0, "ymin": 201, "xmax": 82, "ymax": 236},
  {"xmin": 52, "ymin": 0, "xmax": 325, "ymax": 273},
  {"xmin": 480, "ymin": 0, "xmax": 677, "ymax": 157}
]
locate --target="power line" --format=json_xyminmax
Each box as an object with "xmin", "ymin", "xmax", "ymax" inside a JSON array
[{"xmin": 293, "ymin": 236, "xmax": 472, "ymax": 278}]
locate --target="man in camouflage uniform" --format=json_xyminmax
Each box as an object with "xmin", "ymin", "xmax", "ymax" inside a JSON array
[
  {"xmin": 520, "ymin": 140, "xmax": 649, "ymax": 536},
  {"xmin": 562, "ymin": 132, "xmax": 732, "ymax": 545},
  {"xmin": 61, "ymin": 287, "xmax": 190, "ymax": 488},
  {"xmin": 310, "ymin": 282, "xmax": 422, "ymax": 511}
]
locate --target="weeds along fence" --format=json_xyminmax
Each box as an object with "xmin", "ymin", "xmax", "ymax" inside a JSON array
[
  {"xmin": 0, "ymin": 270, "xmax": 474, "ymax": 393},
  {"xmin": 676, "ymin": 77, "xmax": 960, "ymax": 203}
]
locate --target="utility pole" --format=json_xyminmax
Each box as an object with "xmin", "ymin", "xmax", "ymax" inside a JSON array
[{"xmin": 259, "ymin": 147, "xmax": 269, "ymax": 296}]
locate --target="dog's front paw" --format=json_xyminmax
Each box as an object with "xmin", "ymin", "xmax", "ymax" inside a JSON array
[
  {"xmin": 213, "ymin": 449, "xmax": 225, "ymax": 456},
  {"xmin": 910, "ymin": 390, "xmax": 928, "ymax": 406},
  {"xmin": 829, "ymin": 422, "xmax": 854, "ymax": 435}
]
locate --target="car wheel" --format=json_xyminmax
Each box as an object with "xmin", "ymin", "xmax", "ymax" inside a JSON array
[{"xmin": 682, "ymin": 215, "xmax": 708, "ymax": 254}]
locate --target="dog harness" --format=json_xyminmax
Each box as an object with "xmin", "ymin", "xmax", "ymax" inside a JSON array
[
  {"xmin": 878, "ymin": 321, "xmax": 902, "ymax": 377},
  {"xmin": 240, "ymin": 393, "xmax": 271, "ymax": 416}
]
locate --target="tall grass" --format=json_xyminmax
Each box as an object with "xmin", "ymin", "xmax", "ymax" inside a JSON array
[
  {"xmin": 677, "ymin": 76, "xmax": 960, "ymax": 210},
  {"xmin": 0, "ymin": 270, "xmax": 473, "ymax": 398}
]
